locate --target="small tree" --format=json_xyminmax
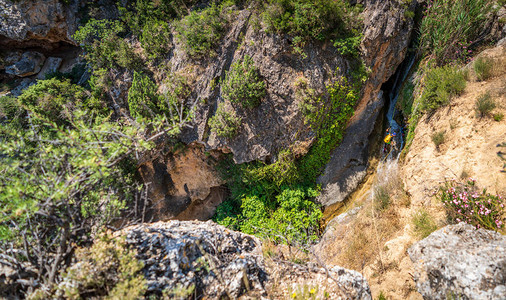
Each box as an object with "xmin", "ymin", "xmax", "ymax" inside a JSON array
[{"xmin": 222, "ymin": 55, "xmax": 266, "ymax": 108}]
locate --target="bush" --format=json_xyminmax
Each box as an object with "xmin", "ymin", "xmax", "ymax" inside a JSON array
[
  {"xmin": 412, "ymin": 209, "xmax": 438, "ymax": 239},
  {"xmin": 431, "ymin": 130, "xmax": 445, "ymax": 149},
  {"xmin": 494, "ymin": 112, "xmax": 504, "ymax": 122},
  {"xmin": 128, "ymin": 71, "xmax": 162, "ymax": 119},
  {"xmin": 209, "ymin": 102, "xmax": 241, "ymax": 138},
  {"xmin": 374, "ymin": 185, "xmax": 391, "ymax": 211},
  {"xmin": 420, "ymin": 65, "xmax": 466, "ymax": 112},
  {"xmin": 17, "ymin": 78, "xmax": 107, "ymax": 126},
  {"xmin": 140, "ymin": 19, "xmax": 172, "ymax": 60},
  {"xmin": 73, "ymin": 19, "xmax": 139, "ymax": 69},
  {"xmin": 439, "ymin": 179, "xmax": 504, "ymax": 230},
  {"xmin": 262, "ymin": 0, "xmax": 361, "ymax": 43},
  {"xmin": 475, "ymin": 92, "xmax": 496, "ymax": 118},
  {"xmin": 0, "ymin": 102, "xmax": 153, "ymax": 292},
  {"xmin": 474, "ymin": 56, "xmax": 494, "ymax": 81},
  {"xmin": 175, "ymin": 2, "xmax": 231, "ymax": 58},
  {"xmin": 419, "ymin": 0, "xmax": 494, "ymax": 65},
  {"xmin": 222, "ymin": 55, "xmax": 266, "ymax": 108},
  {"xmin": 0, "ymin": 95, "xmax": 25, "ymax": 129},
  {"xmin": 56, "ymin": 233, "xmax": 146, "ymax": 299}
]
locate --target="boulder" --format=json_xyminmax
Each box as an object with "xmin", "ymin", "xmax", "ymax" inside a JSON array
[
  {"xmin": 5, "ymin": 51, "xmax": 45, "ymax": 77},
  {"xmin": 408, "ymin": 223, "xmax": 506, "ymax": 299},
  {"xmin": 116, "ymin": 220, "xmax": 372, "ymax": 299}
]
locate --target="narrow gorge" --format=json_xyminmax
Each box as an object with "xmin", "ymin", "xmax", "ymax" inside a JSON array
[{"xmin": 1, "ymin": 0, "xmax": 505, "ymax": 299}]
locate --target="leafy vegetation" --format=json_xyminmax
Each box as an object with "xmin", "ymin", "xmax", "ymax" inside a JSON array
[
  {"xmin": 420, "ymin": 65, "xmax": 466, "ymax": 112},
  {"xmin": 419, "ymin": 0, "xmax": 494, "ymax": 66},
  {"xmin": 128, "ymin": 71, "xmax": 162, "ymax": 119},
  {"xmin": 175, "ymin": 2, "xmax": 232, "ymax": 58},
  {"xmin": 262, "ymin": 0, "xmax": 361, "ymax": 42},
  {"xmin": 140, "ymin": 19, "xmax": 172, "ymax": 60},
  {"xmin": 73, "ymin": 19, "xmax": 139, "ymax": 69},
  {"xmin": 209, "ymin": 102, "xmax": 242, "ymax": 138},
  {"xmin": 221, "ymin": 55, "xmax": 266, "ymax": 108},
  {"xmin": 374, "ymin": 185, "xmax": 391, "ymax": 212},
  {"xmin": 475, "ymin": 92, "xmax": 496, "ymax": 118},
  {"xmin": 439, "ymin": 179, "xmax": 505, "ymax": 231},
  {"xmin": 56, "ymin": 233, "xmax": 146, "ymax": 299},
  {"xmin": 412, "ymin": 209, "xmax": 438, "ymax": 239},
  {"xmin": 431, "ymin": 130, "xmax": 445, "ymax": 150},
  {"xmin": 473, "ymin": 56, "xmax": 494, "ymax": 81},
  {"xmin": 0, "ymin": 80, "xmax": 153, "ymax": 291},
  {"xmin": 494, "ymin": 112, "xmax": 504, "ymax": 122}
]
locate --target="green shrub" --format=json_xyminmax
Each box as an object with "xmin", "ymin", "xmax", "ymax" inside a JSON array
[
  {"xmin": 127, "ymin": 71, "xmax": 162, "ymax": 119},
  {"xmin": 175, "ymin": 2, "xmax": 231, "ymax": 58},
  {"xmin": 412, "ymin": 209, "xmax": 438, "ymax": 239},
  {"xmin": 140, "ymin": 19, "xmax": 172, "ymax": 60},
  {"xmin": 374, "ymin": 185, "xmax": 391, "ymax": 212},
  {"xmin": 0, "ymin": 95, "xmax": 25, "ymax": 128},
  {"xmin": 262, "ymin": 0, "xmax": 362, "ymax": 43},
  {"xmin": 475, "ymin": 92, "xmax": 496, "ymax": 118},
  {"xmin": 57, "ymin": 233, "xmax": 147, "ymax": 299},
  {"xmin": 420, "ymin": 65, "xmax": 466, "ymax": 112},
  {"xmin": 494, "ymin": 112, "xmax": 504, "ymax": 122},
  {"xmin": 439, "ymin": 179, "xmax": 504, "ymax": 230},
  {"xmin": 419, "ymin": 0, "xmax": 494, "ymax": 65},
  {"xmin": 209, "ymin": 102, "xmax": 241, "ymax": 138},
  {"xmin": 159, "ymin": 73, "xmax": 194, "ymax": 132},
  {"xmin": 17, "ymin": 78, "xmax": 107, "ymax": 126},
  {"xmin": 73, "ymin": 19, "xmax": 139, "ymax": 69},
  {"xmin": 431, "ymin": 130, "xmax": 446, "ymax": 150},
  {"xmin": 222, "ymin": 55, "xmax": 266, "ymax": 108},
  {"xmin": 474, "ymin": 56, "xmax": 494, "ymax": 81},
  {"xmin": 238, "ymin": 186, "xmax": 322, "ymax": 245}
]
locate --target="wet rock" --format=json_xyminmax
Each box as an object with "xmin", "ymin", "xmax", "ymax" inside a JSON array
[
  {"xmin": 36, "ymin": 57, "xmax": 62, "ymax": 79},
  {"xmin": 408, "ymin": 223, "xmax": 506, "ymax": 300},
  {"xmin": 119, "ymin": 220, "xmax": 372, "ymax": 299},
  {"xmin": 5, "ymin": 51, "xmax": 45, "ymax": 77}
]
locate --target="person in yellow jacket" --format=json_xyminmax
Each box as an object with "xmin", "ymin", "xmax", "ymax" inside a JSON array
[{"xmin": 383, "ymin": 130, "xmax": 396, "ymax": 153}]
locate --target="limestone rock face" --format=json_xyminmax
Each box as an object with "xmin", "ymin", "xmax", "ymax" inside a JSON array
[
  {"xmin": 317, "ymin": 0, "xmax": 418, "ymax": 207},
  {"xmin": 0, "ymin": 0, "xmax": 78, "ymax": 48},
  {"xmin": 5, "ymin": 51, "xmax": 46, "ymax": 77},
  {"xmin": 120, "ymin": 220, "xmax": 372, "ymax": 299},
  {"xmin": 36, "ymin": 56, "xmax": 63, "ymax": 79},
  {"xmin": 408, "ymin": 223, "xmax": 506, "ymax": 300},
  {"xmin": 138, "ymin": 143, "xmax": 225, "ymax": 221}
]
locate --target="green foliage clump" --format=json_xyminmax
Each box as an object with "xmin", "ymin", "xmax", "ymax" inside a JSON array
[
  {"xmin": 0, "ymin": 82, "xmax": 153, "ymax": 288},
  {"xmin": 419, "ymin": 0, "xmax": 494, "ymax": 66},
  {"xmin": 209, "ymin": 102, "xmax": 241, "ymax": 139},
  {"xmin": 262, "ymin": 0, "xmax": 361, "ymax": 43},
  {"xmin": 420, "ymin": 65, "xmax": 466, "ymax": 112},
  {"xmin": 140, "ymin": 19, "xmax": 172, "ymax": 60},
  {"xmin": 412, "ymin": 209, "xmax": 438, "ymax": 239},
  {"xmin": 128, "ymin": 71, "xmax": 162, "ymax": 119},
  {"xmin": 374, "ymin": 185, "xmax": 391, "ymax": 212},
  {"xmin": 118, "ymin": 0, "xmax": 196, "ymax": 35},
  {"xmin": 439, "ymin": 179, "xmax": 504, "ymax": 231},
  {"xmin": 475, "ymin": 92, "xmax": 496, "ymax": 118},
  {"xmin": 57, "ymin": 233, "xmax": 147, "ymax": 299},
  {"xmin": 0, "ymin": 95, "xmax": 25, "ymax": 129},
  {"xmin": 18, "ymin": 78, "xmax": 107, "ymax": 127},
  {"xmin": 494, "ymin": 112, "xmax": 504, "ymax": 122},
  {"xmin": 474, "ymin": 56, "xmax": 494, "ymax": 81},
  {"xmin": 222, "ymin": 55, "xmax": 266, "ymax": 108},
  {"xmin": 431, "ymin": 130, "xmax": 445, "ymax": 150},
  {"xmin": 73, "ymin": 19, "xmax": 139, "ymax": 69},
  {"xmin": 175, "ymin": 2, "xmax": 231, "ymax": 58}
]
